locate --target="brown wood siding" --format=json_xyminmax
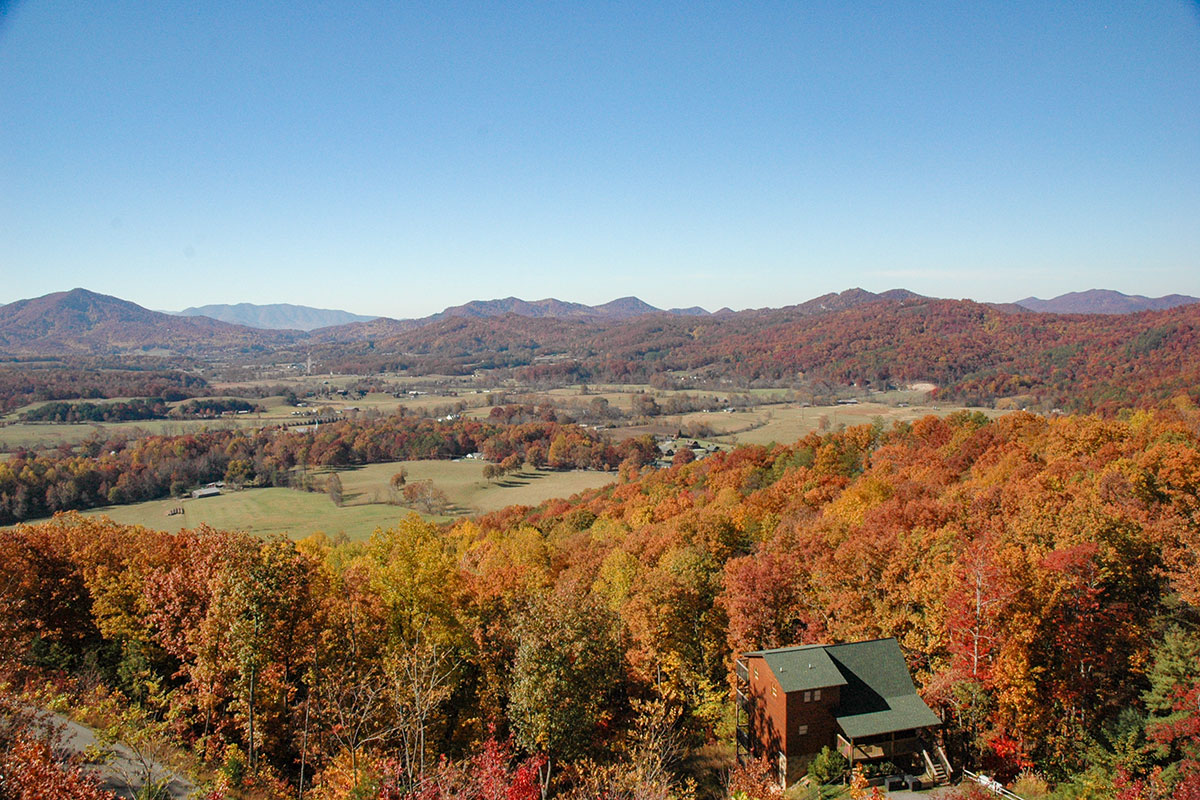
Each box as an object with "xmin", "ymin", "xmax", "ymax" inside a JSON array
[
  {"xmin": 744, "ymin": 655, "xmax": 786, "ymax": 758},
  {"xmin": 745, "ymin": 657, "xmax": 845, "ymax": 765},
  {"xmin": 785, "ymin": 685, "xmax": 841, "ymax": 760}
]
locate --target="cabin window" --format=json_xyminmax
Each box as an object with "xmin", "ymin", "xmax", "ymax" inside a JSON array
[
  {"xmin": 771, "ymin": 685, "xmax": 777, "ymax": 698},
  {"xmin": 813, "ymin": 689, "xmax": 821, "ymax": 701},
  {"xmin": 754, "ymin": 667, "xmax": 759, "ymax": 680},
  {"xmin": 797, "ymin": 724, "xmax": 808, "ymax": 735},
  {"xmin": 803, "ymin": 691, "xmax": 811, "ymax": 702}
]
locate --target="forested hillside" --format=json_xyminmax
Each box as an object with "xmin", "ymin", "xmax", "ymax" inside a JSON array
[
  {"xmin": 3, "ymin": 407, "xmax": 1198, "ymax": 798},
  {"xmin": 0, "ymin": 360, "xmax": 209, "ymax": 414},
  {"xmin": 320, "ymin": 298, "xmax": 1200, "ymax": 413},
  {"xmin": 0, "ymin": 289, "xmax": 299, "ymax": 354}
]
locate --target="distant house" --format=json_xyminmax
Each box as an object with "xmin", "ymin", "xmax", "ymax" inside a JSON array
[
  {"xmin": 191, "ymin": 487, "xmax": 221, "ymax": 500},
  {"xmin": 735, "ymin": 638, "xmax": 949, "ymax": 788}
]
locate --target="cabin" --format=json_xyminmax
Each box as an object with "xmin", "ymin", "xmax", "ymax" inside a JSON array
[
  {"xmin": 191, "ymin": 486, "xmax": 221, "ymax": 499},
  {"xmin": 735, "ymin": 638, "xmax": 949, "ymax": 789}
]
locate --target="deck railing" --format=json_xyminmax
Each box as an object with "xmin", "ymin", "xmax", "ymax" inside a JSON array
[{"xmin": 963, "ymin": 769, "xmax": 1026, "ymax": 799}]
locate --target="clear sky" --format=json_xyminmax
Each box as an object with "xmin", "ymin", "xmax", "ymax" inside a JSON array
[{"xmin": 2, "ymin": 1, "xmax": 1198, "ymax": 318}]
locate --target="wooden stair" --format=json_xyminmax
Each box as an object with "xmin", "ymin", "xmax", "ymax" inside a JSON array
[{"xmin": 922, "ymin": 748, "xmax": 949, "ymax": 785}]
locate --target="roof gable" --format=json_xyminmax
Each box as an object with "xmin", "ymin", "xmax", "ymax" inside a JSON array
[{"xmin": 744, "ymin": 644, "xmax": 847, "ymax": 693}]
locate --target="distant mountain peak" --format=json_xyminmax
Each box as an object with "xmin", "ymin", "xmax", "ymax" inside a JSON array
[
  {"xmin": 174, "ymin": 302, "xmax": 377, "ymax": 331},
  {"xmin": 1016, "ymin": 289, "xmax": 1200, "ymax": 315},
  {"xmin": 426, "ymin": 295, "xmax": 677, "ymax": 323}
]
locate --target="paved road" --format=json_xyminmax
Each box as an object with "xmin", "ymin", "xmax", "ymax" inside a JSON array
[{"xmin": 34, "ymin": 709, "xmax": 195, "ymax": 799}]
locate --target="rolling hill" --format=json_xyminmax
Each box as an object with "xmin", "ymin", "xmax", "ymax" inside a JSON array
[{"xmin": 307, "ymin": 294, "xmax": 713, "ymax": 340}]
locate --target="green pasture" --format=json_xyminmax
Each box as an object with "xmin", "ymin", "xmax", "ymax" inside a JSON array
[
  {"xmin": 324, "ymin": 459, "xmax": 615, "ymax": 514},
  {"xmin": 64, "ymin": 460, "xmax": 614, "ymax": 540},
  {"xmin": 78, "ymin": 488, "xmax": 412, "ymax": 540}
]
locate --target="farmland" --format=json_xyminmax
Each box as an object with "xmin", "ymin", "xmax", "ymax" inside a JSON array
[
  {"xmin": 0, "ymin": 377, "xmax": 990, "ymax": 453},
  {"xmin": 324, "ymin": 459, "xmax": 615, "ymax": 514},
  {"xmin": 70, "ymin": 460, "xmax": 614, "ymax": 540}
]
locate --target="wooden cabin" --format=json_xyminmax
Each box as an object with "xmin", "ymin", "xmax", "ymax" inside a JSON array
[{"xmin": 735, "ymin": 638, "xmax": 949, "ymax": 788}]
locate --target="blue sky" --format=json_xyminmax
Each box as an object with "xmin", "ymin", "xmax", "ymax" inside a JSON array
[{"xmin": 2, "ymin": 1, "xmax": 1198, "ymax": 318}]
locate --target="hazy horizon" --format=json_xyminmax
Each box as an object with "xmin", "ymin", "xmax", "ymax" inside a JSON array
[{"xmin": 5, "ymin": 284, "xmax": 1199, "ymax": 323}]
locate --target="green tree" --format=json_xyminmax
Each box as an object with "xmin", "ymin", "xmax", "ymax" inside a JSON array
[
  {"xmin": 509, "ymin": 588, "xmax": 624, "ymax": 796},
  {"xmin": 1144, "ymin": 627, "xmax": 1200, "ymax": 714},
  {"xmin": 807, "ymin": 745, "xmax": 847, "ymax": 786},
  {"xmin": 326, "ymin": 472, "xmax": 343, "ymax": 506}
]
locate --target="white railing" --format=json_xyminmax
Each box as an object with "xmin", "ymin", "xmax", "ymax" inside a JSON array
[{"xmin": 963, "ymin": 769, "xmax": 1025, "ymax": 800}]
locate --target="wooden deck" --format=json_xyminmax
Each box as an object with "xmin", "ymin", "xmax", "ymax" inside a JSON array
[{"xmin": 837, "ymin": 732, "xmax": 922, "ymax": 761}]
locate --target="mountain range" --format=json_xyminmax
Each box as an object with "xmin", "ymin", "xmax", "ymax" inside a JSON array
[
  {"xmin": 3, "ymin": 287, "xmax": 1200, "ymax": 412},
  {"xmin": 0, "ymin": 287, "xmax": 914, "ymax": 354},
  {"xmin": 131, "ymin": 287, "xmax": 1200, "ymax": 337},
  {"xmin": 2, "ymin": 285, "xmax": 1198, "ymax": 360},
  {"xmin": 1015, "ymin": 289, "xmax": 1200, "ymax": 314}
]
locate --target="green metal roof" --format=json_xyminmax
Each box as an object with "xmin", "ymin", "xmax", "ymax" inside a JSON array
[
  {"xmin": 745, "ymin": 638, "xmax": 941, "ymax": 739},
  {"xmin": 743, "ymin": 643, "xmax": 848, "ymax": 693}
]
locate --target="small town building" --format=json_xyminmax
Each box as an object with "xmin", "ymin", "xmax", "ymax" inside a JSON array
[{"xmin": 735, "ymin": 637, "xmax": 949, "ymax": 788}]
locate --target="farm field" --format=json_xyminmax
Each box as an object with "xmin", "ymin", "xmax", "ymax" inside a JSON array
[
  {"xmin": 75, "ymin": 488, "xmax": 410, "ymax": 541},
  {"xmin": 0, "ymin": 418, "xmax": 241, "ymax": 451},
  {"xmin": 0, "ymin": 393, "xmax": 386, "ymax": 450},
  {"xmin": 608, "ymin": 401, "xmax": 1002, "ymax": 447},
  {"xmin": 58, "ymin": 461, "xmax": 615, "ymax": 540},
  {"xmin": 706, "ymin": 401, "xmax": 1004, "ymax": 447},
  {"xmin": 325, "ymin": 459, "xmax": 615, "ymax": 514}
]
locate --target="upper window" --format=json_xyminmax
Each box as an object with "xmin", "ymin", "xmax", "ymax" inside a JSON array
[
  {"xmin": 771, "ymin": 685, "xmax": 777, "ymax": 698},
  {"xmin": 803, "ymin": 691, "xmax": 811, "ymax": 702},
  {"xmin": 814, "ymin": 689, "xmax": 822, "ymax": 701},
  {"xmin": 797, "ymin": 724, "xmax": 808, "ymax": 735}
]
